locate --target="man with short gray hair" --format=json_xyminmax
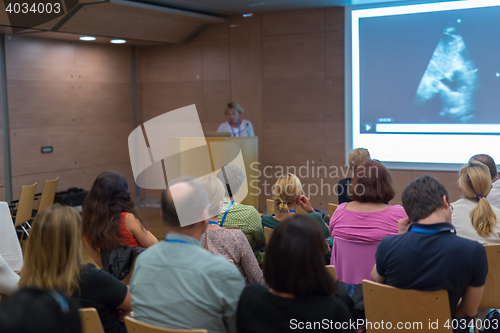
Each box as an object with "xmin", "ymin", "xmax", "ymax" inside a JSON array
[{"xmin": 130, "ymin": 176, "xmax": 245, "ymax": 333}]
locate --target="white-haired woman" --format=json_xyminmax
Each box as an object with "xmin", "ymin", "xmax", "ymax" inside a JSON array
[{"xmin": 217, "ymin": 102, "xmax": 254, "ymax": 137}]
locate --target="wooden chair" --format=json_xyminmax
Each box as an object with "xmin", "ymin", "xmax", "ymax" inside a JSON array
[
  {"xmin": 125, "ymin": 317, "xmax": 208, "ymax": 333},
  {"xmin": 80, "ymin": 308, "xmax": 105, "ymax": 333},
  {"xmin": 328, "ymin": 203, "xmax": 338, "ymax": 220},
  {"xmin": 326, "ymin": 265, "xmax": 337, "ymax": 283},
  {"xmin": 264, "ymin": 227, "xmax": 274, "ymax": 244},
  {"xmin": 12, "ymin": 182, "xmax": 38, "ymax": 237},
  {"xmin": 480, "ymin": 244, "xmax": 500, "ymax": 309},
  {"xmin": 362, "ymin": 280, "xmax": 452, "ymax": 332},
  {"xmin": 37, "ymin": 177, "xmax": 59, "ymax": 212},
  {"xmin": 266, "ymin": 199, "xmax": 306, "ymax": 214}
]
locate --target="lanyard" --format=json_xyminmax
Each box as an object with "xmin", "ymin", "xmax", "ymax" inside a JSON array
[
  {"xmin": 164, "ymin": 239, "xmax": 194, "ymax": 245},
  {"xmin": 230, "ymin": 119, "xmax": 241, "ymax": 137},
  {"xmin": 409, "ymin": 227, "xmax": 440, "ymax": 234},
  {"xmin": 208, "ymin": 221, "xmax": 219, "ymax": 225},
  {"xmin": 220, "ymin": 201, "xmax": 234, "ymax": 227}
]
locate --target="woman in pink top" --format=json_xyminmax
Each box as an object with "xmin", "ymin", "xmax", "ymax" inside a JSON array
[{"xmin": 329, "ymin": 160, "xmax": 407, "ymax": 283}]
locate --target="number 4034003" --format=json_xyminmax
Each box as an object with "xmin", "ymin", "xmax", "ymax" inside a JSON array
[{"xmin": 5, "ymin": 2, "xmax": 61, "ymax": 14}]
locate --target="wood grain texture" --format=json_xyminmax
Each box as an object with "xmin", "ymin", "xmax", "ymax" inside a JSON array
[
  {"xmin": 262, "ymin": 9, "xmax": 325, "ymax": 36},
  {"xmin": 12, "ymin": 169, "xmax": 79, "ymax": 200},
  {"xmin": 75, "ymin": 43, "xmax": 131, "ymax": 83},
  {"xmin": 263, "ymin": 78, "xmax": 325, "ymax": 123},
  {"xmin": 202, "ymin": 81, "xmax": 230, "ymax": 123},
  {"xmin": 6, "ymin": 36, "xmax": 76, "ymax": 81},
  {"xmin": 10, "ymin": 126, "xmax": 79, "ymax": 176},
  {"xmin": 140, "ymin": 43, "xmax": 202, "ymax": 83},
  {"xmin": 141, "ymin": 82, "xmax": 203, "ymax": 121},
  {"xmin": 78, "ymin": 122, "xmax": 132, "ymax": 168},
  {"xmin": 326, "ymin": 76, "xmax": 344, "ymax": 122},
  {"xmin": 262, "ymin": 122, "xmax": 326, "ymax": 166},
  {"xmin": 202, "ymin": 39, "xmax": 230, "ymax": 81},
  {"xmin": 77, "ymin": 82, "xmax": 133, "ymax": 124},
  {"xmin": 388, "ymin": 169, "xmax": 414, "ymax": 205},
  {"xmin": 263, "ymin": 33, "xmax": 325, "ymax": 79},
  {"xmin": 8, "ymin": 80, "xmax": 77, "ymax": 129}
]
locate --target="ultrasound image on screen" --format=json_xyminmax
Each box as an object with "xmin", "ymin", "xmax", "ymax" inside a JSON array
[{"xmin": 358, "ymin": 5, "xmax": 500, "ymax": 132}]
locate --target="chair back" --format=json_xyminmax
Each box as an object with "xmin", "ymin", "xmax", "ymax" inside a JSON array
[
  {"xmin": 121, "ymin": 254, "xmax": 138, "ymax": 286},
  {"xmin": 266, "ymin": 199, "xmax": 306, "ymax": 214},
  {"xmin": 480, "ymin": 244, "xmax": 500, "ymax": 308},
  {"xmin": 362, "ymin": 280, "xmax": 452, "ymax": 332},
  {"xmin": 125, "ymin": 317, "xmax": 208, "ymax": 333},
  {"xmin": 264, "ymin": 227, "xmax": 274, "ymax": 244},
  {"xmin": 14, "ymin": 182, "xmax": 37, "ymax": 227},
  {"xmin": 331, "ymin": 237, "xmax": 379, "ymax": 284},
  {"xmin": 328, "ymin": 203, "xmax": 338, "ymax": 219},
  {"xmin": 80, "ymin": 308, "xmax": 105, "ymax": 333},
  {"xmin": 38, "ymin": 177, "xmax": 59, "ymax": 212},
  {"xmin": 325, "ymin": 265, "xmax": 337, "ymax": 282}
]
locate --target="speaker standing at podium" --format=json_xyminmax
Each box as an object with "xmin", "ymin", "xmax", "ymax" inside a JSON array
[{"xmin": 217, "ymin": 102, "xmax": 254, "ymax": 137}]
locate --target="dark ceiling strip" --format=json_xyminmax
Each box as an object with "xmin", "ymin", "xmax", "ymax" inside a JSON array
[{"xmin": 179, "ymin": 23, "xmax": 207, "ymax": 44}]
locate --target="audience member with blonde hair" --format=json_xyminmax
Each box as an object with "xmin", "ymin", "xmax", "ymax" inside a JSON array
[
  {"xmin": 337, "ymin": 148, "xmax": 371, "ymax": 204},
  {"xmin": 451, "ymin": 160, "xmax": 500, "ymax": 244},
  {"xmin": 199, "ymin": 175, "xmax": 263, "ymax": 284},
  {"xmin": 217, "ymin": 102, "xmax": 254, "ymax": 137},
  {"xmin": 261, "ymin": 173, "xmax": 332, "ymax": 260},
  {"xmin": 19, "ymin": 204, "xmax": 132, "ymax": 333},
  {"xmin": 470, "ymin": 154, "xmax": 500, "ymax": 209}
]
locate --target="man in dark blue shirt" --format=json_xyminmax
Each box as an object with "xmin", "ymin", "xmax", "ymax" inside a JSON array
[{"xmin": 371, "ymin": 176, "xmax": 487, "ymax": 320}]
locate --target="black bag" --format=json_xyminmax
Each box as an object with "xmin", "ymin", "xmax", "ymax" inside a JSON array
[{"xmin": 54, "ymin": 188, "xmax": 88, "ymax": 207}]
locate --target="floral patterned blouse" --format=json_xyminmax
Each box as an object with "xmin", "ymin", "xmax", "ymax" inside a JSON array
[{"xmin": 200, "ymin": 229, "xmax": 263, "ymax": 285}]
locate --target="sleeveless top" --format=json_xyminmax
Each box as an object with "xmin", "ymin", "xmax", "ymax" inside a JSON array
[{"xmin": 119, "ymin": 212, "xmax": 142, "ymax": 248}]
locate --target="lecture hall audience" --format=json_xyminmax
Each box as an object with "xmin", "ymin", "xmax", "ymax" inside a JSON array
[
  {"xmin": 18, "ymin": 204, "xmax": 132, "ymax": 333},
  {"xmin": 82, "ymin": 171, "xmax": 158, "ymax": 267},
  {"xmin": 329, "ymin": 159, "xmax": 407, "ymax": 283},
  {"xmin": 451, "ymin": 160, "xmax": 500, "ymax": 244},
  {"xmin": 372, "ymin": 176, "xmax": 487, "ymax": 332},
  {"xmin": 130, "ymin": 176, "xmax": 245, "ymax": 333},
  {"xmin": 216, "ymin": 164, "xmax": 266, "ymax": 265},
  {"xmin": 470, "ymin": 154, "xmax": 500, "ymax": 209},
  {"xmin": 199, "ymin": 175, "xmax": 263, "ymax": 284},
  {"xmin": 337, "ymin": 148, "xmax": 371, "ymax": 204},
  {"xmin": 237, "ymin": 215, "xmax": 355, "ymax": 333}
]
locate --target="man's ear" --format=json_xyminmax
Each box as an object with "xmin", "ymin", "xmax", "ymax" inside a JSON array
[{"xmin": 443, "ymin": 195, "xmax": 450, "ymax": 209}]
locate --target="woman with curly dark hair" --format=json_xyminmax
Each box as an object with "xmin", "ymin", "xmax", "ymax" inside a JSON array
[{"xmin": 82, "ymin": 172, "xmax": 158, "ymax": 266}]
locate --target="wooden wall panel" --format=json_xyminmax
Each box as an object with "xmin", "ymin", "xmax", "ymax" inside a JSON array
[
  {"xmin": 141, "ymin": 82, "xmax": 203, "ymax": 121},
  {"xmin": 202, "ymin": 39, "xmax": 230, "ymax": 81},
  {"xmin": 8, "ymin": 81, "xmax": 77, "ymax": 129},
  {"xmin": 326, "ymin": 76, "xmax": 344, "ymax": 121},
  {"xmin": 229, "ymin": 14, "xmax": 263, "ymax": 138},
  {"xmin": 263, "ymin": 33, "xmax": 325, "ymax": 79},
  {"xmin": 6, "ymin": 36, "xmax": 75, "ymax": 81},
  {"xmin": 388, "ymin": 170, "xmax": 414, "ymax": 205},
  {"xmin": 263, "ymin": 122, "xmax": 326, "ymax": 166},
  {"xmin": 76, "ymin": 43, "xmax": 131, "ymax": 83},
  {"xmin": 262, "ymin": 9, "xmax": 325, "ymax": 36},
  {"xmin": 10, "ymin": 127, "xmax": 79, "ymax": 176},
  {"xmin": 202, "ymin": 81, "xmax": 230, "ymax": 123},
  {"xmin": 5, "ymin": 35, "xmax": 134, "ymax": 200},
  {"xmin": 78, "ymin": 122, "xmax": 131, "ymax": 168},
  {"xmin": 263, "ymin": 78, "xmax": 325, "ymax": 123},
  {"xmin": 77, "ymin": 83, "xmax": 133, "ymax": 124},
  {"xmin": 140, "ymin": 43, "xmax": 202, "ymax": 83},
  {"xmin": 197, "ymin": 23, "xmax": 229, "ymax": 40}
]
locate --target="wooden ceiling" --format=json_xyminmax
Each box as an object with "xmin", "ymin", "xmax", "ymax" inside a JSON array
[{"xmin": 0, "ymin": 0, "xmax": 225, "ymax": 45}]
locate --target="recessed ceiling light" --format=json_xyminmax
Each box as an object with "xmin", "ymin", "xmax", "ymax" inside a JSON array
[
  {"xmin": 110, "ymin": 39, "xmax": 126, "ymax": 44},
  {"xmin": 79, "ymin": 36, "xmax": 96, "ymax": 41}
]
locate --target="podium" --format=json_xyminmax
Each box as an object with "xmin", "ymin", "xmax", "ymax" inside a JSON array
[{"xmin": 166, "ymin": 136, "xmax": 259, "ymax": 211}]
